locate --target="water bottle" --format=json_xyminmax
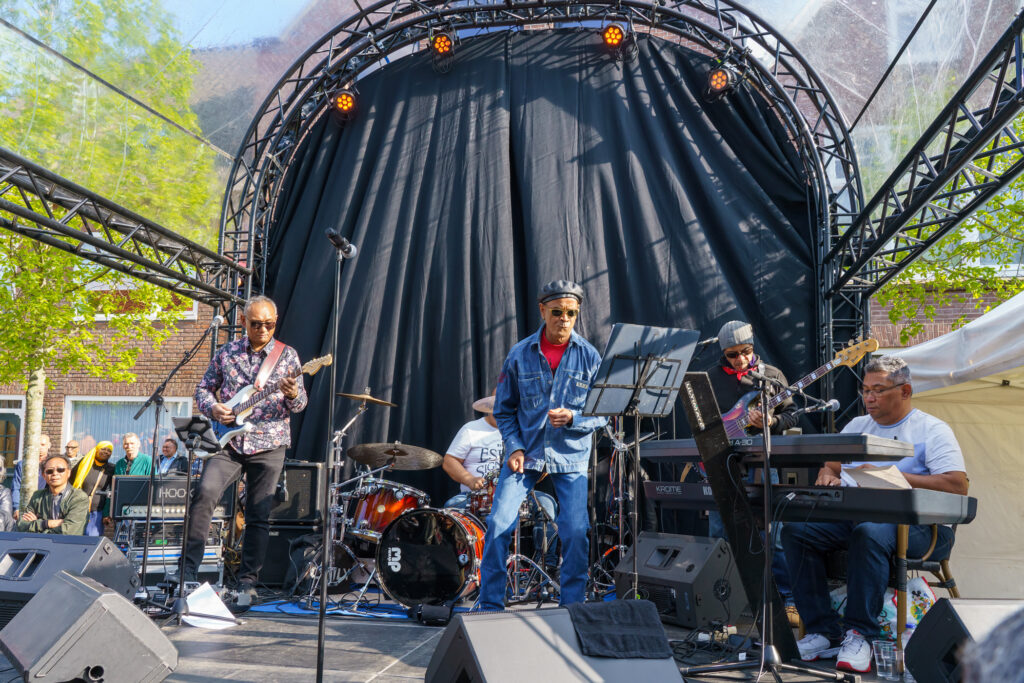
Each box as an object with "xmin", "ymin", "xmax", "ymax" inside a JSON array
[{"xmin": 902, "ymin": 626, "xmax": 916, "ymax": 682}]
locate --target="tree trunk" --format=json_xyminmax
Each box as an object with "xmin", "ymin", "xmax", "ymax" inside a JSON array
[{"xmin": 20, "ymin": 362, "xmax": 46, "ymax": 513}]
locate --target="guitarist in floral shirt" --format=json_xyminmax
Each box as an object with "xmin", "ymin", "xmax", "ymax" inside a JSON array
[{"xmin": 181, "ymin": 295, "xmax": 308, "ymax": 602}]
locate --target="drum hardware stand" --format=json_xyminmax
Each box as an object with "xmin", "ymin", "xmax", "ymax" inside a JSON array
[
  {"xmin": 505, "ymin": 492, "xmax": 559, "ymax": 605},
  {"xmin": 131, "ymin": 313, "xmax": 221, "ymax": 601}
]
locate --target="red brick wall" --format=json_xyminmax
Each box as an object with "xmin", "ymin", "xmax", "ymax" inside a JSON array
[
  {"xmin": 869, "ymin": 291, "xmax": 999, "ymax": 348},
  {"xmin": 0, "ymin": 304, "xmax": 222, "ymax": 448}
]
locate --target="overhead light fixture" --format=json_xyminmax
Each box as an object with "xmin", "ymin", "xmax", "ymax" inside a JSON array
[
  {"xmin": 706, "ymin": 65, "xmax": 739, "ymax": 98},
  {"xmin": 431, "ymin": 30, "xmax": 456, "ymax": 74},
  {"xmin": 333, "ymin": 88, "xmax": 358, "ymax": 120},
  {"xmin": 601, "ymin": 23, "xmax": 637, "ymax": 62}
]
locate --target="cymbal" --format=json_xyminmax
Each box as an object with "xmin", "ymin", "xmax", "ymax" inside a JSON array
[
  {"xmin": 347, "ymin": 442, "xmax": 443, "ymax": 470},
  {"xmin": 336, "ymin": 391, "xmax": 397, "ymax": 407}
]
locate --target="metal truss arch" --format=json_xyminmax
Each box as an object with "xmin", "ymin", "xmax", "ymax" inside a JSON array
[{"xmin": 221, "ymin": 0, "xmax": 864, "ymax": 361}]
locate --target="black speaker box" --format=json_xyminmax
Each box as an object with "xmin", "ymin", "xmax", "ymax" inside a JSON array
[
  {"xmin": 261, "ymin": 523, "xmax": 320, "ymax": 586},
  {"xmin": 613, "ymin": 531, "xmax": 747, "ymax": 628},
  {"xmin": 269, "ymin": 461, "xmax": 323, "ymax": 523},
  {"xmin": 425, "ymin": 607, "xmax": 683, "ymax": 682},
  {"xmin": 0, "ymin": 571, "xmax": 177, "ymax": 682},
  {"xmin": 906, "ymin": 597, "xmax": 1024, "ymax": 683},
  {"xmin": 0, "ymin": 532, "xmax": 140, "ymax": 628}
]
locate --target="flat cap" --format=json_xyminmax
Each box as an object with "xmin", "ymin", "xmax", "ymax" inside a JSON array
[
  {"xmin": 718, "ymin": 320, "xmax": 754, "ymax": 351},
  {"xmin": 538, "ymin": 279, "xmax": 584, "ymax": 304}
]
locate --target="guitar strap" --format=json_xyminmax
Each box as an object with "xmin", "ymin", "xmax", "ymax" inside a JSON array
[{"xmin": 254, "ymin": 340, "xmax": 288, "ymax": 390}]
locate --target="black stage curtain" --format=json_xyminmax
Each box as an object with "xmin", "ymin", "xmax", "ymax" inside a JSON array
[{"xmin": 265, "ymin": 30, "xmax": 816, "ymax": 504}]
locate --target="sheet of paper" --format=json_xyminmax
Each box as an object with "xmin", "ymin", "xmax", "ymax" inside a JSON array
[
  {"xmin": 840, "ymin": 464, "xmax": 911, "ymax": 490},
  {"xmin": 183, "ymin": 582, "xmax": 237, "ymax": 630}
]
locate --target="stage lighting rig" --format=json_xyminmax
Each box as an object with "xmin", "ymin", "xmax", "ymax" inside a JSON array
[
  {"xmin": 706, "ymin": 65, "xmax": 740, "ymax": 99},
  {"xmin": 332, "ymin": 88, "xmax": 358, "ymax": 120},
  {"xmin": 601, "ymin": 22, "xmax": 638, "ymax": 62},
  {"xmin": 430, "ymin": 30, "xmax": 456, "ymax": 74}
]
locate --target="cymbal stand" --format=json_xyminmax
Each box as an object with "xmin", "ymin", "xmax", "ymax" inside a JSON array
[{"xmin": 505, "ymin": 494, "xmax": 559, "ymax": 606}]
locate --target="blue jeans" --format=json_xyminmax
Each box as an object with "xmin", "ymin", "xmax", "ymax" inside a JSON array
[
  {"xmin": 707, "ymin": 468, "xmax": 794, "ymax": 605},
  {"xmin": 85, "ymin": 511, "xmax": 104, "ymax": 537},
  {"xmin": 782, "ymin": 521, "xmax": 955, "ymax": 639},
  {"xmin": 444, "ymin": 491, "xmax": 559, "ymax": 568},
  {"xmin": 478, "ymin": 467, "xmax": 589, "ymax": 610}
]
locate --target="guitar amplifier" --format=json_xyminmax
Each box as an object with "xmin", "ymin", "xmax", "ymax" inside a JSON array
[
  {"xmin": 270, "ymin": 461, "xmax": 323, "ymax": 523},
  {"xmin": 111, "ymin": 475, "xmax": 234, "ymax": 519}
]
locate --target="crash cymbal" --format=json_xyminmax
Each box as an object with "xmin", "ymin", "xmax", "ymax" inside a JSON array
[
  {"xmin": 347, "ymin": 442, "xmax": 443, "ymax": 470},
  {"xmin": 336, "ymin": 390, "xmax": 397, "ymax": 407}
]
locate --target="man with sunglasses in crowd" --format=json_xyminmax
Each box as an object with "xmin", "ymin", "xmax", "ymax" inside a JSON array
[
  {"xmin": 180, "ymin": 295, "xmax": 308, "ymax": 606},
  {"xmin": 783, "ymin": 355, "xmax": 968, "ymax": 674},
  {"xmin": 17, "ymin": 454, "xmax": 88, "ymax": 535},
  {"xmin": 478, "ymin": 280, "xmax": 607, "ymax": 610},
  {"xmin": 705, "ymin": 320, "xmax": 801, "ymax": 624}
]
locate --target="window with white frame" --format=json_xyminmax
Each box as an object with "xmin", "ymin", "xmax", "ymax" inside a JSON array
[
  {"xmin": 0, "ymin": 396, "xmax": 25, "ymax": 473},
  {"xmin": 63, "ymin": 397, "xmax": 192, "ymax": 466}
]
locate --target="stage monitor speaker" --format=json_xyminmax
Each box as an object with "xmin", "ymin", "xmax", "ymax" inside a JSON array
[
  {"xmin": 0, "ymin": 570, "xmax": 177, "ymax": 682},
  {"xmin": 262, "ymin": 523, "xmax": 320, "ymax": 587},
  {"xmin": 269, "ymin": 460, "xmax": 323, "ymax": 523},
  {"xmin": 425, "ymin": 606, "xmax": 682, "ymax": 683},
  {"xmin": 906, "ymin": 597, "xmax": 1024, "ymax": 683},
  {"xmin": 613, "ymin": 531, "xmax": 747, "ymax": 628},
  {"xmin": 0, "ymin": 532, "xmax": 140, "ymax": 628}
]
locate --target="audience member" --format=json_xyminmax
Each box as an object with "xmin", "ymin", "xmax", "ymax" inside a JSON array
[
  {"xmin": 962, "ymin": 605, "xmax": 1024, "ymax": 683},
  {"xmin": 0, "ymin": 465, "xmax": 13, "ymax": 532},
  {"xmin": 114, "ymin": 432, "xmax": 152, "ymax": 475},
  {"xmin": 64, "ymin": 440, "xmax": 81, "ymax": 468},
  {"xmin": 17, "ymin": 454, "xmax": 88, "ymax": 535},
  {"xmin": 156, "ymin": 438, "xmax": 188, "ymax": 475},
  {"xmin": 72, "ymin": 441, "xmax": 115, "ymax": 536},
  {"xmin": 12, "ymin": 434, "xmax": 51, "ymax": 517}
]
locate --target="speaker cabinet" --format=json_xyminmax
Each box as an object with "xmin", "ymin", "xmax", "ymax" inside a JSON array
[
  {"xmin": 906, "ymin": 597, "xmax": 1024, "ymax": 683},
  {"xmin": 0, "ymin": 532, "xmax": 140, "ymax": 628},
  {"xmin": 0, "ymin": 571, "xmax": 177, "ymax": 682},
  {"xmin": 614, "ymin": 531, "xmax": 747, "ymax": 628},
  {"xmin": 269, "ymin": 461, "xmax": 323, "ymax": 523},
  {"xmin": 261, "ymin": 523, "xmax": 320, "ymax": 586},
  {"xmin": 425, "ymin": 607, "xmax": 682, "ymax": 683}
]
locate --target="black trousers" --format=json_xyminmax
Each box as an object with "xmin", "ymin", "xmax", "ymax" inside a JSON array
[{"xmin": 183, "ymin": 445, "xmax": 285, "ymax": 584}]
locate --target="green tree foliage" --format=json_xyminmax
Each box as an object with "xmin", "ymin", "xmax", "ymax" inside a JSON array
[
  {"xmin": 0, "ymin": 0, "xmax": 218, "ymax": 505},
  {"xmin": 875, "ymin": 119, "xmax": 1024, "ymax": 343}
]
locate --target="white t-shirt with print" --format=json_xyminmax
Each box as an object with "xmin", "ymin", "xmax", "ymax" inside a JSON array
[{"xmin": 446, "ymin": 417, "xmax": 504, "ymax": 493}]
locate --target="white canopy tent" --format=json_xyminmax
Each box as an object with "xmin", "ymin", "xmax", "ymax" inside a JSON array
[{"xmin": 892, "ymin": 291, "xmax": 1024, "ymax": 598}]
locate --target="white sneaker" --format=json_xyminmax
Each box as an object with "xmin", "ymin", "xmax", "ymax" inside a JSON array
[
  {"xmin": 836, "ymin": 629, "xmax": 872, "ymax": 673},
  {"xmin": 797, "ymin": 633, "xmax": 840, "ymax": 661}
]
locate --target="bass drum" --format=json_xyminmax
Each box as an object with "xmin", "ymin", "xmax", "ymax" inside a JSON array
[{"xmin": 376, "ymin": 508, "xmax": 485, "ymax": 607}]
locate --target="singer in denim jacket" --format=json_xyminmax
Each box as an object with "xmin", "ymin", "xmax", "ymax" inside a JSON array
[{"xmin": 478, "ymin": 280, "xmax": 607, "ymax": 611}]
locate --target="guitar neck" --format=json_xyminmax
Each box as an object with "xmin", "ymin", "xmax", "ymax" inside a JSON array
[
  {"xmin": 234, "ymin": 367, "xmax": 302, "ymax": 414},
  {"xmin": 766, "ymin": 360, "xmax": 838, "ymax": 410}
]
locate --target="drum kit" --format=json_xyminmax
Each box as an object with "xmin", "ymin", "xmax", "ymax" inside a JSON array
[{"xmin": 310, "ymin": 391, "xmax": 557, "ymax": 611}]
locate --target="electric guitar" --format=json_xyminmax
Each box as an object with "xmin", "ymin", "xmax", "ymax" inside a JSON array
[
  {"xmin": 212, "ymin": 354, "xmax": 333, "ymax": 447},
  {"xmin": 721, "ymin": 339, "xmax": 878, "ymax": 439}
]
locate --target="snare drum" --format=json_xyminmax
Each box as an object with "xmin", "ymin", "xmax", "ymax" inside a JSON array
[
  {"xmin": 376, "ymin": 508, "xmax": 485, "ymax": 607},
  {"xmin": 347, "ymin": 480, "xmax": 429, "ymax": 542}
]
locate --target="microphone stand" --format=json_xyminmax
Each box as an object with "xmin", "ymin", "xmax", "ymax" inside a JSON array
[{"xmin": 131, "ymin": 315, "xmax": 219, "ymax": 599}]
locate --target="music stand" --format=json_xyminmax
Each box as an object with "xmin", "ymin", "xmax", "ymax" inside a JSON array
[
  {"xmin": 583, "ymin": 323, "xmax": 698, "ymax": 597},
  {"xmin": 157, "ymin": 415, "xmax": 239, "ymax": 626}
]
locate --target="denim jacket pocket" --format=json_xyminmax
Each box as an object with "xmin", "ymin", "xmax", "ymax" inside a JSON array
[{"xmin": 519, "ymin": 372, "xmax": 547, "ymax": 409}]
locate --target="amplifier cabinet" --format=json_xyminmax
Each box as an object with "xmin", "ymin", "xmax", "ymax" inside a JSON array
[
  {"xmin": 111, "ymin": 475, "xmax": 234, "ymax": 519},
  {"xmin": 269, "ymin": 461, "xmax": 323, "ymax": 523}
]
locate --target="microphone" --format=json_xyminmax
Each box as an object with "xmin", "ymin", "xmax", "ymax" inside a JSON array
[
  {"xmin": 210, "ymin": 315, "xmax": 224, "ymax": 332},
  {"xmin": 797, "ymin": 399, "xmax": 841, "ymax": 415},
  {"xmin": 696, "ymin": 336, "xmax": 718, "ymax": 347},
  {"xmin": 325, "ymin": 229, "xmax": 358, "ymax": 258}
]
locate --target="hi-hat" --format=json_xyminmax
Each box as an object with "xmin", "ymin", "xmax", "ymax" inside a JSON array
[
  {"xmin": 347, "ymin": 442, "xmax": 442, "ymax": 470},
  {"xmin": 336, "ymin": 390, "xmax": 397, "ymax": 407}
]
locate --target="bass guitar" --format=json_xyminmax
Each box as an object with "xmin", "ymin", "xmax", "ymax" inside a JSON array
[
  {"xmin": 212, "ymin": 354, "xmax": 333, "ymax": 448},
  {"xmin": 721, "ymin": 339, "xmax": 878, "ymax": 438}
]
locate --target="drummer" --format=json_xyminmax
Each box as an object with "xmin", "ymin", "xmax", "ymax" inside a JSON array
[{"xmin": 442, "ymin": 392, "xmax": 559, "ymax": 573}]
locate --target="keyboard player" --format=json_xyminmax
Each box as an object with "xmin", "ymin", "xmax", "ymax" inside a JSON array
[{"xmin": 782, "ymin": 355, "xmax": 969, "ymax": 674}]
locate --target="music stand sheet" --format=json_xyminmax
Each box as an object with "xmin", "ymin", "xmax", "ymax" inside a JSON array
[{"xmin": 583, "ymin": 323, "xmax": 698, "ymax": 417}]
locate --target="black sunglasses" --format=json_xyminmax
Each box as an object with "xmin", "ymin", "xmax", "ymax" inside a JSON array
[
  {"xmin": 44, "ymin": 467, "xmax": 68, "ymax": 475},
  {"xmin": 248, "ymin": 320, "xmax": 277, "ymax": 329},
  {"xmin": 725, "ymin": 347, "xmax": 754, "ymax": 359},
  {"xmin": 548, "ymin": 308, "xmax": 579, "ymax": 319}
]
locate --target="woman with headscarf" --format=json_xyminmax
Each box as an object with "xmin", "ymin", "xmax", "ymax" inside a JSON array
[{"xmin": 72, "ymin": 441, "xmax": 115, "ymax": 536}]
